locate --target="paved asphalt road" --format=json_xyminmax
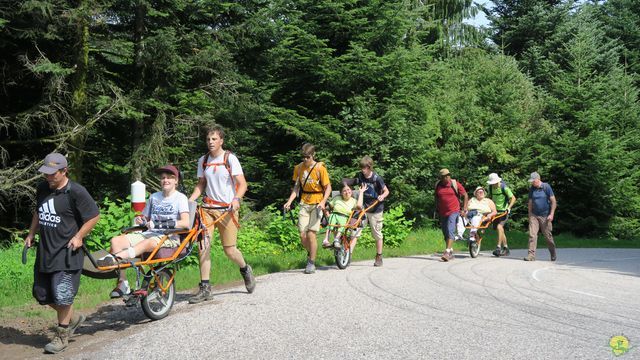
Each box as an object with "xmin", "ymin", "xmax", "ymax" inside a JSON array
[{"xmin": 71, "ymin": 248, "xmax": 640, "ymax": 360}]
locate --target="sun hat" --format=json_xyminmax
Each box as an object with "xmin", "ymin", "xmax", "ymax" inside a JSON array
[
  {"xmin": 474, "ymin": 186, "xmax": 485, "ymax": 196},
  {"xmin": 486, "ymin": 173, "xmax": 501, "ymax": 185}
]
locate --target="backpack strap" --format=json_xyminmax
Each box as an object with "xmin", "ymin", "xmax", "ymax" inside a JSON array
[
  {"xmin": 499, "ymin": 181, "xmax": 509, "ymax": 208},
  {"xmin": 450, "ymin": 179, "xmax": 459, "ymax": 197},
  {"xmin": 299, "ymin": 162, "xmax": 323, "ymax": 195},
  {"xmin": 65, "ymin": 182, "xmax": 85, "ymax": 229},
  {"xmin": 202, "ymin": 150, "xmax": 237, "ymax": 192}
]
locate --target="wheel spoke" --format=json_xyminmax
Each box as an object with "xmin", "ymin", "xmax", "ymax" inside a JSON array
[{"xmin": 146, "ymin": 290, "xmax": 160, "ymax": 302}]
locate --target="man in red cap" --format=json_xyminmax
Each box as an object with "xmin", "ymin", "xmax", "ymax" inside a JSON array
[{"xmin": 24, "ymin": 153, "xmax": 100, "ymax": 354}]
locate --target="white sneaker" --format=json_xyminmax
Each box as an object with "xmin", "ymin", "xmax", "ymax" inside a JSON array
[{"xmin": 110, "ymin": 280, "xmax": 131, "ymax": 298}]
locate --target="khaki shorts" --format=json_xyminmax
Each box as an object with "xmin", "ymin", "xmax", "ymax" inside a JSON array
[
  {"xmin": 298, "ymin": 203, "xmax": 322, "ymax": 233},
  {"xmin": 124, "ymin": 232, "xmax": 180, "ymax": 248},
  {"xmin": 353, "ymin": 211, "xmax": 384, "ymax": 242},
  {"xmin": 201, "ymin": 208, "xmax": 239, "ymax": 247}
]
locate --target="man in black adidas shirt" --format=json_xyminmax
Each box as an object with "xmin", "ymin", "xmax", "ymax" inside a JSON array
[{"xmin": 23, "ymin": 153, "xmax": 100, "ymax": 354}]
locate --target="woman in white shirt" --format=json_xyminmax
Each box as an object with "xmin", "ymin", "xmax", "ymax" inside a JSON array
[
  {"xmin": 98, "ymin": 165, "xmax": 190, "ymax": 297},
  {"xmin": 467, "ymin": 186, "xmax": 497, "ymax": 241}
]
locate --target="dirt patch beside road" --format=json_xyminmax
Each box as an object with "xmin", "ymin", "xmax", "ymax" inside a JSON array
[{"xmin": 0, "ymin": 282, "xmax": 240, "ymax": 359}]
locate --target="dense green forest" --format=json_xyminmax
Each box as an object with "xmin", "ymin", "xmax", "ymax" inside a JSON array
[{"xmin": 1, "ymin": 0, "xmax": 639, "ymax": 242}]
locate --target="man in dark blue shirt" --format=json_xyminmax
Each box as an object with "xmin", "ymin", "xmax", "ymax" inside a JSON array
[
  {"xmin": 24, "ymin": 153, "xmax": 100, "ymax": 353},
  {"xmin": 345, "ymin": 156, "xmax": 389, "ymax": 266},
  {"xmin": 524, "ymin": 172, "xmax": 557, "ymax": 261}
]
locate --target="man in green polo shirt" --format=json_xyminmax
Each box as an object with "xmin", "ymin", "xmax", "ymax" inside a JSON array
[{"xmin": 486, "ymin": 173, "xmax": 516, "ymax": 257}]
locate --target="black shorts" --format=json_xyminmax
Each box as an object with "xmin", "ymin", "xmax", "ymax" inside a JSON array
[
  {"xmin": 33, "ymin": 269, "xmax": 81, "ymax": 306},
  {"xmin": 492, "ymin": 211, "xmax": 510, "ymax": 229}
]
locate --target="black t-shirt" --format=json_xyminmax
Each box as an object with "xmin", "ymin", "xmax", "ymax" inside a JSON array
[
  {"xmin": 355, "ymin": 172, "xmax": 386, "ymax": 213},
  {"xmin": 35, "ymin": 180, "xmax": 100, "ymax": 273}
]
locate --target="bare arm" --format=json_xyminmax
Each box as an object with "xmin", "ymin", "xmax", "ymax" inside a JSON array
[
  {"xmin": 176, "ymin": 211, "xmax": 191, "ymax": 229},
  {"xmin": 24, "ymin": 212, "xmax": 39, "ymax": 247},
  {"xmin": 356, "ymin": 184, "xmax": 367, "ymax": 210},
  {"xmin": 548, "ymin": 196, "xmax": 557, "ymax": 222},
  {"xmin": 462, "ymin": 192, "xmax": 469, "ymax": 214},
  {"xmin": 377, "ymin": 186, "xmax": 389, "ymax": 202},
  {"xmin": 231, "ymin": 174, "xmax": 248, "ymax": 211},
  {"xmin": 508, "ymin": 195, "xmax": 517, "ymax": 211},
  {"xmin": 68, "ymin": 214, "xmax": 100, "ymax": 250},
  {"xmin": 189, "ymin": 177, "xmax": 207, "ymax": 202},
  {"xmin": 284, "ymin": 182, "xmax": 299, "ymax": 211},
  {"xmin": 318, "ymin": 183, "xmax": 332, "ymax": 210}
]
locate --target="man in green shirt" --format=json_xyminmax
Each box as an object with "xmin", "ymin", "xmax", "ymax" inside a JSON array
[{"xmin": 486, "ymin": 173, "xmax": 516, "ymax": 257}]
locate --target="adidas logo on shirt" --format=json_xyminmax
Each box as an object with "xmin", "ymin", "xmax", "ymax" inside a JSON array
[{"xmin": 39, "ymin": 198, "xmax": 61, "ymax": 226}]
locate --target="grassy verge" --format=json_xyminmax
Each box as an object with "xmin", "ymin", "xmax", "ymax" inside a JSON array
[{"xmin": 1, "ymin": 228, "xmax": 638, "ymax": 320}]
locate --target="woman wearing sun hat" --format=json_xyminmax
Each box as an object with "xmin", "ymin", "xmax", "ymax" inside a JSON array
[{"xmin": 467, "ymin": 186, "xmax": 497, "ymax": 242}]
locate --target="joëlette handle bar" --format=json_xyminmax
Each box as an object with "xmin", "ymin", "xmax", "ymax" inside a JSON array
[
  {"xmin": 464, "ymin": 210, "xmax": 509, "ymax": 230},
  {"xmin": 22, "ymin": 243, "xmax": 31, "ymax": 265},
  {"xmin": 325, "ymin": 200, "xmax": 380, "ymax": 229},
  {"xmin": 93, "ymin": 206, "xmax": 230, "ymax": 272}
]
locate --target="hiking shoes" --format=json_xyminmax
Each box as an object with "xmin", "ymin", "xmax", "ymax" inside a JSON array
[
  {"xmin": 68, "ymin": 313, "xmax": 85, "ymax": 337},
  {"xmin": 441, "ymin": 250, "xmax": 453, "ymax": 262},
  {"xmin": 322, "ymin": 240, "xmax": 331, "ymax": 248},
  {"xmin": 492, "ymin": 248, "xmax": 502, "ymax": 257},
  {"xmin": 189, "ymin": 283, "xmax": 213, "ymax": 304},
  {"xmin": 500, "ymin": 247, "xmax": 511, "ymax": 257},
  {"xmin": 241, "ymin": 265, "xmax": 256, "ymax": 294},
  {"xmin": 44, "ymin": 326, "xmax": 69, "ymax": 354},
  {"xmin": 523, "ymin": 254, "xmax": 536, "ymax": 261},
  {"xmin": 304, "ymin": 261, "xmax": 316, "ymax": 274},
  {"xmin": 374, "ymin": 254, "xmax": 383, "ymax": 267}
]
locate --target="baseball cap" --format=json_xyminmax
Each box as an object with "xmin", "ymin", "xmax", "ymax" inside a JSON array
[
  {"xmin": 486, "ymin": 173, "xmax": 501, "ymax": 185},
  {"xmin": 38, "ymin": 153, "xmax": 68, "ymax": 174},
  {"xmin": 528, "ymin": 172, "xmax": 541, "ymax": 183},
  {"xmin": 439, "ymin": 168, "xmax": 451, "ymax": 177},
  {"xmin": 155, "ymin": 165, "xmax": 180, "ymax": 178}
]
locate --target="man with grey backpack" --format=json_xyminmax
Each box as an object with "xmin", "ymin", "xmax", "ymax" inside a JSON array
[{"xmin": 524, "ymin": 172, "xmax": 557, "ymax": 261}]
